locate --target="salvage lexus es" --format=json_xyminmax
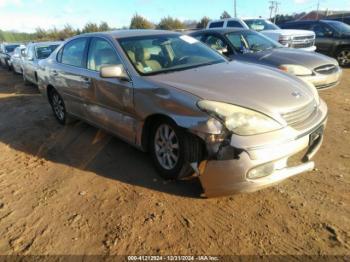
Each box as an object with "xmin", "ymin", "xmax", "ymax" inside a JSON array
[{"xmin": 37, "ymin": 30, "xmax": 328, "ymax": 197}]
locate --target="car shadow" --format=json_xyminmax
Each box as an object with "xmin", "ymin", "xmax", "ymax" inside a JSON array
[{"xmin": 0, "ymin": 70, "xmax": 203, "ymax": 198}]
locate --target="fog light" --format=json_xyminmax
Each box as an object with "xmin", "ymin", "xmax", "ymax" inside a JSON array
[{"xmin": 248, "ymin": 162, "xmax": 275, "ymax": 179}]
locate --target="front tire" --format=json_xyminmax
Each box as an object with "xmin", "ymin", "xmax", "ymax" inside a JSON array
[
  {"xmin": 150, "ymin": 119, "xmax": 203, "ymax": 180},
  {"xmin": 336, "ymin": 48, "xmax": 350, "ymax": 67}
]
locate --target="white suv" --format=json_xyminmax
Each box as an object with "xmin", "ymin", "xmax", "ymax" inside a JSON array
[{"xmin": 207, "ymin": 18, "xmax": 316, "ymax": 52}]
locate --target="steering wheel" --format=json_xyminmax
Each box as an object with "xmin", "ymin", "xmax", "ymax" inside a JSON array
[{"xmin": 174, "ymin": 56, "xmax": 190, "ymax": 65}]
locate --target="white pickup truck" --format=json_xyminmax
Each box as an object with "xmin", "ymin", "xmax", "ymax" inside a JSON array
[{"xmin": 207, "ymin": 18, "xmax": 316, "ymax": 52}]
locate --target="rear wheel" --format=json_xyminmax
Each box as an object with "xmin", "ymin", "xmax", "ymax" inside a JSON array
[
  {"xmin": 150, "ymin": 119, "xmax": 203, "ymax": 180},
  {"xmin": 48, "ymin": 88, "xmax": 75, "ymax": 125},
  {"xmin": 336, "ymin": 48, "xmax": 350, "ymax": 67}
]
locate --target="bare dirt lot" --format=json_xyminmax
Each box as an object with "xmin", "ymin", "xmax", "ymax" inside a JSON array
[{"xmin": 0, "ymin": 67, "xmax": 349, "ymax": 256}]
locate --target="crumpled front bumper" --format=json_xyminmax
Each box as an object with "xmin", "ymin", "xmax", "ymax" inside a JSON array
[{"xmin": 197, "ymin": 102, "xmax": 328, "ymax": 198}]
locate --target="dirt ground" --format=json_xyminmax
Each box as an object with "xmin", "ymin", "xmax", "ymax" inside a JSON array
[{"xmin": 0, "ymin": 66, "xmax": 349, "ymax": 256}]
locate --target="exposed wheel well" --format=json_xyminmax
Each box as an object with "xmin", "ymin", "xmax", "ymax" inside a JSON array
[
  {"xmin": 34, "ymin": 72, "xmax": 38, "ymax": 83},
  {"xmin": 141, "ymin": 114, "xmax": 176, "ymax": 151},
  {"xmin": 47, "ymin": 85, "xmax": 55, "ymax": 103}
]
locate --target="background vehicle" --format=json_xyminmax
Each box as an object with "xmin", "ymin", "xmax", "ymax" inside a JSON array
[
  {"xmin": 207, "ymin": 18, "xmax": 316, "ymax": 51},
  {"xmin": 0, "ymin": 43, "xmax": 22, "ymax": 69},
  {"xmin": 38, "ymin": 30, "xmax": 327, "ymax": 197},
  {"xmin": 22, "ymin": 41, "xmax": 62, "ymax": 85},
  {"xmin": 280, "ymin": 20, "xmax": 350, "ymax": 66},
  {"xmin": 10, "ymin": 45, "xmax": 26, "ymax": 74},
  {"xmin": 190, "ymin": 28, "xmax": 342, "ymax": 90}
]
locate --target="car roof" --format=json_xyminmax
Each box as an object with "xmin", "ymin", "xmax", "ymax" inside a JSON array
[
  {"xmin": 191, "ymin": 28, "xmax": 250, "ymax": 35},
  {"xmin": 76, "ymin": 29, "xmax": 180, "ymax": 39},
  {"xmin": 30, "ymin": 41, "xmax": 62, "ymax": 47}
]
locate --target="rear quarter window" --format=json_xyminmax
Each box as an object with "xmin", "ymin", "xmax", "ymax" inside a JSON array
[
  {"xmin": 227, "ymin": 21, "xmax": 244, "ymax": 28},
  {"xmin": 209, "ymin": 22, "xmax": 224, "ymax": 28}
]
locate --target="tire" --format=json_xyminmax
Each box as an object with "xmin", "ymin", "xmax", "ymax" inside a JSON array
[
  {"xmin": 336, "ymin": 48, "xmax": 350, "ymax": 67},
  {"xmin": 48, "ymin": 88, "xmax": 75, "ymax": 125},
  {"xmin": 150, "ymin": 119, "xmax": 203, "ymax": 180}
]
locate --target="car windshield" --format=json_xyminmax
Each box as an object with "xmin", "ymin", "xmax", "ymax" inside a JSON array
[
  {"xmin": 244, "ymin": 19, "xmax": 280, "ymax": 31},
  {"xmin": 36, "ymin": 45, "xmax": 59, "ymax": 59},
  {"xmin": 118, "ymin": 34, "xmax": 226, "ymax": 75},
  {"xmin": 226, "ymin": 31, "xmax": 282, "ymax": 53},
  {"xmin": 325, "ymin": 20, "xmax": 350, "ymax": 33},
  {"xmin": 5, "ymin": 45, "xmax": 20, "ymax": 53}
]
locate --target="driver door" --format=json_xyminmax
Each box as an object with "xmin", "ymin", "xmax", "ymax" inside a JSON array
[
  {"xmin": 85, "ymin": 37, "xmax": 135, "ymax": 143},
  {"xmin": 312, "ymin": 23, "xmax": 335, "ymax": 54}
]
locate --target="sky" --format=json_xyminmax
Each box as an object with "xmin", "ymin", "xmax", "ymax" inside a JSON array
[{"xmin": 0, "ymin": 0, "xmax": 349, "ymax": 33}]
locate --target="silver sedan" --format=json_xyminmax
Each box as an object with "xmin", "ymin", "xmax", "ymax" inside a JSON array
[{"xmin": 37, "ymin": 30, "xmax": 327, "ymax": 197}]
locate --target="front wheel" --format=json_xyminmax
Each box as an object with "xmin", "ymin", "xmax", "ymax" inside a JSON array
[
  {"xmin": 150, "ymin": 119, "xmax": 203, "ymax": 180},
  {"xmin": 336, "ymin": 48, "xmax": 350, "ymax": 67}
]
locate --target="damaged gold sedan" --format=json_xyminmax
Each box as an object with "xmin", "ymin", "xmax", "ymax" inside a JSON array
[{"xmin": 37, "ymin": 30, "xmax": 328, "ymax": 197}]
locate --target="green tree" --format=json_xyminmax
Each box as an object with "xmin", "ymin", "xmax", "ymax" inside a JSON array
[
  {"xmin": 197, "ymin": 16, "xmax": 211, "ymax": 29},
  {"xmin": 220, "ymin": 11, "xmax": 231, "ymax": 19},
  {"xmin": 157, "ymin": 16, "xmax": 185, "ymax": 30},
  {"xmin": 130, "ymin": 14, "xmax": 154, "ymax": 29},
  {"xmin": 82, "ymin": 22, "xmax": 99, "ymax": 33},
  {"xmin": 58, "ymin": 24, "xmax": 76, "ymax": 40},
  {"xmin": 99, "ymin": 22, "xmax": 110, "ymax": 31}
]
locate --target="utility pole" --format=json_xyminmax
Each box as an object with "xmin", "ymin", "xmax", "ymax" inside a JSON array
[
  {"xmin": 273, "ymin": 2, "xmax": 280, "ymax": 24},
  {"xmin": 316, "ymin": 0, "xmax": 320, "ymax": 20},
  {"xmin": 269, "ymin": 1, "xmax": 275, "ymax": 20},
  {"xmin": 234, "ymin": 0, "xmax": 237, "ymax": 18},
  {"xmin": 269, "ymin": 1, "xmax": 280, "ymax": 23}
]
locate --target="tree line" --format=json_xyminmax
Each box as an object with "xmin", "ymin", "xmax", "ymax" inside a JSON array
[{"xmin": 0, "ymin": 10, "xmax": 302, "ymax": 42}]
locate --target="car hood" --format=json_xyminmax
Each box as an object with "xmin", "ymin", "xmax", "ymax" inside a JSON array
[
  {"xmin": 147, "ymin": 61, "xmax": 318, "ymax": 120},
  {"xmin": 263, "ymin": 29, "xmax": 315, "ymax": 36},
  {"xmin": 241, "ymin": 48, "xmax": 338, "ymax": 69}
]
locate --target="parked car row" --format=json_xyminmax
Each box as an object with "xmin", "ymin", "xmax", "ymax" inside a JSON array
[
  {"xmin": 21, "ymin": 29, "xmax": 334, "ymax": 197},
  {"xmin": 0, "ymin": 41, "xmax": 62, "ymax": 85},
  {"xmin": 280, "ymin": 20, "xmax": 350, "ymax": 66},
  {"xmin": 207, "ymin": 17, "xmax": 350, "ymax": 67},
  {"xmin": 207, "ymin": 18, "xmax": 317, "ymax": 52},
  {"xmin": 190, "ymin": 28, "xmax": 342, "ymax": 90}
]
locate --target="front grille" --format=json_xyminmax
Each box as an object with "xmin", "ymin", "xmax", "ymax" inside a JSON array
[
  {"xmin": 291, "ymin": 35, "xmax": 315, "ymax": 49},
  {"xmin": 314, "ymin": 64, "xmax": 337, "ymax": 75},
  {"xmin": 293, "ymin": 35, "xmax": 315, "ymax": 41},
  {"xmin": 282, "ymin": 102, "xmax": 317, "ymax": 128},
  {"xmin": 291, "ymin": 42, "xmax": 315, "ymax": 48}
]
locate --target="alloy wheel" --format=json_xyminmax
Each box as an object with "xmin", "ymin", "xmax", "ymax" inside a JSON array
[
  {"xmin": 154, "ymin": 124, "xmax": 180, "ymax": 170},
  {"xmin": 51, "ymin": 93, "xmax": 65, "ymax": 121},
  {"xmin": 337, "ymin": 50, "xmax": 350, "ymax": 66}
]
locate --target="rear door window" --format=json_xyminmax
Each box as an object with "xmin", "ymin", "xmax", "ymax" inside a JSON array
[{"xmin": 61, "ymin": 38, "xmax": 89, "ymax": 68}]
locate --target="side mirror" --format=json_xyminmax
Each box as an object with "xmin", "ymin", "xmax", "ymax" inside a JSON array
[
  {"xmin": 325, "ymin": 31, "xmax": 334, "ymax": 37},
  {"xmin": 100, "ymin": 64, "xmax": 130, "ymax": 81}
]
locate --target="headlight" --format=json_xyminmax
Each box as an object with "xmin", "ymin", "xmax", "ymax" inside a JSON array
[
  {"xmin": 279, "ymin": 64, "xmax": 313, "ymax": 76},
  {"xmin": 197, "ymin": 101, "xmax": 282, "ymax": 136}
]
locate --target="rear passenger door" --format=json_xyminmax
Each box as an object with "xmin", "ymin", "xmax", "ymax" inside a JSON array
[
  {"xmin": 86, "ymin": 37, "xmax": 135, "ymax": 143},
  {"xmin": 54, "ymin": 37, "xmax": 92, "ymax": 118}
]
